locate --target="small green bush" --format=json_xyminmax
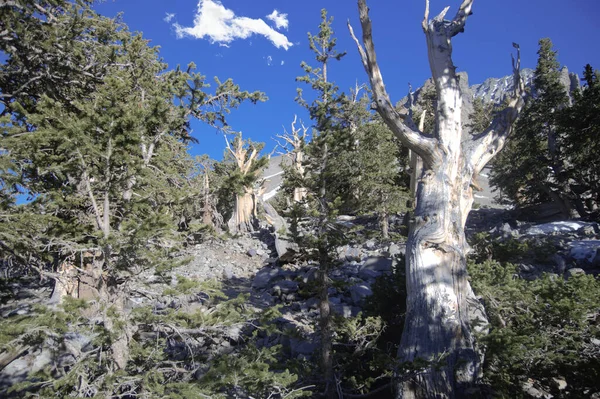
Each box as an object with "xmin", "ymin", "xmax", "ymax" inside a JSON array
[{"xmin": 468, "ymin": 259, "xmax": 600, "ymax": 397}]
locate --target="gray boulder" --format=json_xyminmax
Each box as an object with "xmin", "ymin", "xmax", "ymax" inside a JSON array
[
  {"xmin": 566, "ymin": 268, "xmax": 585, "ymax": 278},
  {"xmin": 359, "ymin": 268, "xmax": 381, "ymax": 281},
  {"xmin": 252, "ymin": 267, "xmax": 283, "ymax": 289},
  {"xmin": 331, "ymin": 304, "xmax": 358, "ymax": 318},
  {"xmin": 272, "ymin": 280, "xmax": 299, "ymax": 296},
  {"xmin": 247, "ymin": 248, "xmax": 258, "ymax": 257},
  {"xmin": 340, "ymin": 245, "xmax": 362, "ymax": 262},
  {"xmin": 349, "ymin": 284, "xmax": 373, "ymax": 305},
  {"xmin": 361, "ymin": 256, "xmax": 393, "ymax": 273},
  {"xmin": 290, "ymin": 338, "xmax": 318, "ymax": 356}
]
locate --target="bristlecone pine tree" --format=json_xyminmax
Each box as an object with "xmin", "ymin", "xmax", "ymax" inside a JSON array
[
  {"xmin": 0, "ymin": 1, "xmax": 265, "ymax": 386},
  {"xmin": 275, "ymin": 115, "xmax": 309, "ymax": 204},
  {"xmin": 223, "ymin": 133, "xmax": 269, "ymax": 234},
  {"xmin": 349, "ymin": 0, "xmax": 525, "ymax": 396}
]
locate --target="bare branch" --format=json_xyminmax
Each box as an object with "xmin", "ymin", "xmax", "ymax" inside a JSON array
[
  {"xmin": 348, "ymin": 0, "xmax": 439, "ymax": 167},
  {"xmin": 75, "ymin": 149, "xmax": 104, "ymax": 233},
  {"xmin": 448, "ymin": 0, "xmax": 474, "ymax": 37},
  {"xmin": 434, "ymin": 6, "xmax": 450, "ymax": 22},
  {"xmin": 0, "ymin": 75, "xmax": 42, "ymax": 99},
  {"xmin": 422, "ymin": 0, "xmax": 430, "ymax": 31},
  {"xmin": 467, "ymin": 46, "xmax": 525, "ymax": 174},
  {"xmin": 267, "ymin": 144, "xmax": 279, "ymax": 159}
]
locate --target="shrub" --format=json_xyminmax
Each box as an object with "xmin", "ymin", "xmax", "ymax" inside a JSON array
[{"xmin": 468, "ymin": 260, "xmax": 600, "ymax": 397}]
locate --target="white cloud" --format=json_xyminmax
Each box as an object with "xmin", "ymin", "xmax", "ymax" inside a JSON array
[
  {"xmin": 266, "ymin": 55, "xmax": 273, "ymax": 66},
  {"xmin": 164, "ymin": 12, "xmax": 175, "ymax": 23},
  {"xmin": 174, "ymin": 0, "xmax": 292, "ymax": 50},
  {"xmin": 266, "ymin": 10, "xmax": 288, "ymax": 30},
  {"xmin": 280, "ymin": 60, "xmax": 284, "ymax": 66}
]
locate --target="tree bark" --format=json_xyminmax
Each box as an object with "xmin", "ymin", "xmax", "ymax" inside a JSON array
[
  {"xmin": 225, "ymin": 134, "xmax": 262, "ymax": 234},
  {"xmin": 349, "ymin": 1, "xmax": 525, "ymax": 397},
  {"xmin": 202, "ymin": 169, "xmax": 213, "ymax": 227},
  {"xmin": 379, "ymin": 210, "xmax": 389, "ymax": 239},
  {"xmin": 228, "ymin": 188, "xmax": 256, "ymax": 234},
  {"xmin": 318, "ymin": 246, "xmax": 334, "ymax": 398},
  {"xmin": 276, "ymin": 115, "xmax": 308, "ymax": 203}
]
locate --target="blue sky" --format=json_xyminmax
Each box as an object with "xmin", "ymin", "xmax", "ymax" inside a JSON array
[{"xmin": 94, "ymin": 0, "xmax": 600, "ymax": 160}]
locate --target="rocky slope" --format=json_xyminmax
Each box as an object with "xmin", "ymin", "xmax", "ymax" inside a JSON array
[{"xmin": 1, "ymin": 209, "xmax": 599, "ymax": 396}]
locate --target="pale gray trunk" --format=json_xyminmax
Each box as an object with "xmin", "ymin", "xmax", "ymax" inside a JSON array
[
  {"xmin": 227, "ymin": 189, "xmax": 256, "ymax": 234},
  {"xmin": 202, "ymin": 171, "xmax": 213, "ymax": 227},
  {"xmin": 349, "ymin": 0, "xmax": 525, "ymax": 396},
  {"xmin": 379, "ymin": 210, "xmax": 389, "ymax": 239}
]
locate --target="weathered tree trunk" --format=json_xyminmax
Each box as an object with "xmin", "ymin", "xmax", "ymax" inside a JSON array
[
  {"xmin": 202, "ymin": 170, "xmax": 214, "ymax": 227},
  {"xmin": 379, "ymin": 210, "xmax": 389, "ymax": 239},
  {"xmin": 276, "ymin": 115, "xmax": 309, "ymax": 203},
  {"xmin": 228, "ymin": 188, "xmax": 256, "ymax": 233},
  {"xmin": 318, "ymin": 246, "xmax": 334, "ymax": 398},
  {"xmin": 349, "ymin": 0, "xmax": 525, "ymax": 396},
  {"xmin": 225, "ymin": 134, "xmax": 263, "ymax": 234}
]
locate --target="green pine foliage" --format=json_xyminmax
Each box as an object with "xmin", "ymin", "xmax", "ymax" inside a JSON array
[
  {"xmin": 491, "ymin": 39, "xmax": 574, "ymax": 214},
  {"xmin": 559, "ymin": 64, "xmax": 600, "ymax": 215},
  {"xmin": 0, "ymin": 4, "xmax": 273, "ymax": 397},
  {"xmin": 353, "ymin": 118, "xmax": 410, "ymax": 236},
  {"xmin": 492, "ymin": 39, "xmax": 600, "ymax": 216},
  {"xmin": 468, "ymin": 259, "xmax": 600, "ymax": 397},
  {"xmin": 466, "ymin": 98, "xmax": 496, "ymax": 134}
]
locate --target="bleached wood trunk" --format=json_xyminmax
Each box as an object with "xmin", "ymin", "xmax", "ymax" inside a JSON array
[
  {"xmin": 349, "ymin": 0, "xmax": 525, "ymax": 396},
  {"xmin": 202, "ymin": 170, "xmax": 214, "ymax": 227},
  {"xmin": 293, "ymin": 150, "xmax": 307, "ymax": 202},
  {"xmin": 276, "ymin": 115, "xmax": 308, "ymax": 203},
  {"xmin": 228, "ymin": 188, "xmax": 256, "ymax": 233}
]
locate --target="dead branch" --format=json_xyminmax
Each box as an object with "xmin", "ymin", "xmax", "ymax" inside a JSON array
[{"xmin": 347, "ymin": 0, "xmax": 440, "ymax": 168}]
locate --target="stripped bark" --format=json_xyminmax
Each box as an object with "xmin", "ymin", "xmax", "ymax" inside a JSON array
[
  {"xmin": 225, "ymin": 134, "xmax": 262, "ymax": 234},
  {"xmin": 349, "ymin": 0, "xmax": 525, "ymax": 397},
  {"xmin": 275, "ymin": 115, "xmax": 309, "ymax": 203}
]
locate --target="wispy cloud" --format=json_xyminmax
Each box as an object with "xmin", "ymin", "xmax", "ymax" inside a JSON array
[
  {"xmin": 280, "ymin": 60, "xmax": 285, "ymax": 66},
  {"xmin": 266, "ymin": 10, "xmax": 288, "ymax": 30},
  {"xmin": 174, "ymin": 0, "xmax": 292, "ymax": 50},
  {"xmin": 265, "ymin": 55, "xmax": 273, "ymax": 66},
  {"xmin": 164, "ymin": 12, "xmax": 175, "ymax": 23}
]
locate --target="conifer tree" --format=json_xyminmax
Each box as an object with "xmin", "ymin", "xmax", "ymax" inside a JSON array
[
  {"xmin": 294, "ymin": 9, "xmax": 347, "ymax": 397},
  {"xmin": 559, "ymin": 64, "xmax": 600, "ymax": 214},
  {"xmin": 491, "ymin": 38, "xmax": 577, "ymax": 216},
  {"xmin": 0, "ymin": 3, "xmax": 265, "ymax": 380},
  {"xmin": 222, "ymin": 133, "xmax": 269, "ymax": 234},
  {"xmin": 466, "ymin": 97, "xmax": 494, "ymax": 134},
  {"xmin": 354, "ymin": 118, "xmax": 410, "ymax": 238}
]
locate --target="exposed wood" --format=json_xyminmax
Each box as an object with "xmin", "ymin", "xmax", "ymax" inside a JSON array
[
  {"xmin": 347, "ymin": 2, "xmax": 440, "ymax": 169},
  {"xmin": 349, "ymin": 1, "xmax": 524, "ymax": 397},
  {"xmin": 225, "ymin": 134, "xmax": 262, "ymax": 233},
  {"xmin": 275, "ymin": 115, "xmax": 309, "ymax": 202}
]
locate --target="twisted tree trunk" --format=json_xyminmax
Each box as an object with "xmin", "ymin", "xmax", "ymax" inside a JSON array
[
  {"xmin": 225, "ymin": 134, "xmax": 261, "ymax": 234},
  {"xmin": 228, "ymin": 187, "xmax": 257, "ymax": 233},
  {"xmin": 349, "ymin": 0, "xmax": 525, "ymax": 396}
]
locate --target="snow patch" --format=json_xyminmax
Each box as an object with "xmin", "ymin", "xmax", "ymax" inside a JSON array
[{"xmin": 525, "ymin": 221, "xmax": 596, "ymax": 235}]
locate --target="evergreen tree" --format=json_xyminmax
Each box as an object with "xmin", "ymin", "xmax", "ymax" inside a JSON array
[
  {"xmin": 0, "ymin": 4, "xmax": 265, "ymax": 388},
  {"xmin": 466, "ymin": 97, "xmax": 494, "ymax": 134},
  {"xmin": 491, "ymin": 38, "xmax": 577, "ymax": 217},
  {"xmin": 559, "ymin": 64, "xmax": 600, "ymax": 215},
  {"xmin": 294, "ymin": 9, "xmax": 347, "ymax": 397},
  {"xmin": 353, "ymin": 117, "xmax": 410, "ymax": 238}
]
